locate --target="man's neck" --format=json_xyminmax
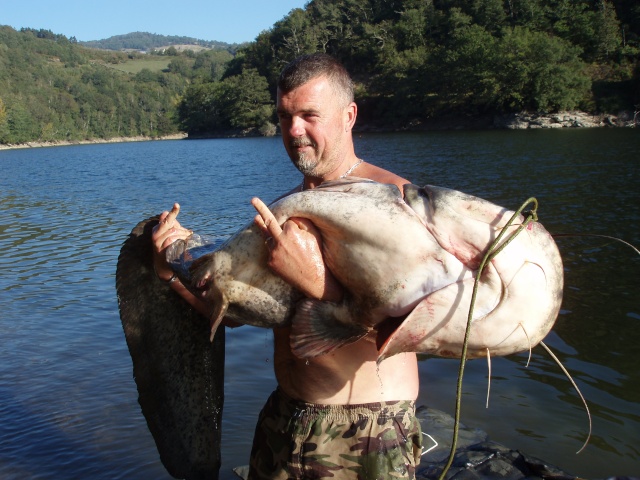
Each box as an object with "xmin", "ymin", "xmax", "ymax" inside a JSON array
[{"xmin": 303, "ymin": 157, "xmax": 363, "ymax": 190}]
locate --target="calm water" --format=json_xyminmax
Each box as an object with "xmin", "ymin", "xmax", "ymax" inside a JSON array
[{"xmin": 0, "ymin": 129, "xmax": 638, "ymax": 479}]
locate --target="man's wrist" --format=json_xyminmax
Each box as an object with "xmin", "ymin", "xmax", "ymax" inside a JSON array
[
  {"xmin": 154, "ymin": 264, "xmax": 178, "ymax": 284},
  {"xmin": 163, "ymin": 272, "xmax": 178, "ymax": 284}
]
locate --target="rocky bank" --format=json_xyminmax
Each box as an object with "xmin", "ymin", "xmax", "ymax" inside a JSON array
[{"xmin": 494, "ymin": 110, "xmax": 637, "ymax": 129}]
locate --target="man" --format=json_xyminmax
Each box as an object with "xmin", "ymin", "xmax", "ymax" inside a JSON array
[{"xmin": 152, "ymin": 53, "xmax": 422, "ymax": 479}]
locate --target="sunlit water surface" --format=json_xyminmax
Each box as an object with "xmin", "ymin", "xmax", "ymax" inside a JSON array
[{"xmin": 0, "ymin": 129, "xmax": 638, "ymax": 478}]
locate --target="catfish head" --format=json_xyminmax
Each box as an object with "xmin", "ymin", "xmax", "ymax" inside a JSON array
[
  {"xmin": 378, "ymin": 184, "xmax": 564, "ymax": 361},
  {"xmin": 166, "ymin": 223, "xmax": 302, "ymax": 340}
]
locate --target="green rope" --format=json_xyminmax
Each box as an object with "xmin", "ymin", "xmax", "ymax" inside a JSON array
[{"xmin": 437, "ymin": 197, "xmax": 539, "ymax": 480}]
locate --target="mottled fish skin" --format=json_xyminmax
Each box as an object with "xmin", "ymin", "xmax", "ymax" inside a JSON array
[
  {"xmin": 167, "ymin": 179, "xmax": 563, "ymax": 362},
  {"xmin": 116, "ymin": 216, "xmax": 225, "ymax": 480},
  {"xmin": 378, "ymin": 185, "xmax": 564, "ymax": 360}
]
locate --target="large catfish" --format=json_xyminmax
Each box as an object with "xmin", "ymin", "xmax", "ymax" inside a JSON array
[{"xmin": 167, "ymin": 179, "xmax": 563, "ymax": 361}]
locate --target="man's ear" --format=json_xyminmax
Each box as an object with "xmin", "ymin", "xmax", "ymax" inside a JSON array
[{"xmin": 344, "ymin": 101, "xmax": 357, "ymax": 132}]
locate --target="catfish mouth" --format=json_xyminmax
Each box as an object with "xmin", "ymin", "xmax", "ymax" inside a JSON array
[
  {"xmin": 375, "ymin": 315, "xmax": 408, "ymax": 351},
  {"xmin": 166, "ymin": 234, "xmax": 224, "ymax": 278}
]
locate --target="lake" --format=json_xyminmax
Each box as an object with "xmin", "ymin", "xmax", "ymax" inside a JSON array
[{"xmin": 0, "ymin": 129, "xmax": 638, "ymax": 479}]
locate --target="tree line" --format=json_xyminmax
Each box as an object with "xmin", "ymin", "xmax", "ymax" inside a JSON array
[
  {"xmin": 79, "ymin": 32, "xmax": 243, "ymax": 54},
  {"xmin": 1, "ymin": 0, "xmax": 639, "ymax": 145}
]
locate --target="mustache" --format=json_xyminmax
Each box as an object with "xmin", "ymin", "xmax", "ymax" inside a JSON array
[{"xmin": 290, "ymin": 137, "xmax": 315, "ymax": 148}]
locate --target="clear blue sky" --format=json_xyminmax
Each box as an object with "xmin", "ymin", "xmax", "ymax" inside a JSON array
[{"xmin": 1, "ymin": 0, "xmax": 308, "ymax": 44}]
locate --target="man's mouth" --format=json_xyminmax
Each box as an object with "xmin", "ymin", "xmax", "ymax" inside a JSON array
[{"xmin": 290, "ymin": 138, "xmax": 314, "ymax": 150}]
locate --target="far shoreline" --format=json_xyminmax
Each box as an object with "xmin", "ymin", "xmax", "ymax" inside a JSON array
[
  {"xmin": 0, "ymin": 133, "xmax": 188, "ymax": 151},
  {"xmin": 0, "ymin": 110, "xmax": 636, "ymax": 151}
]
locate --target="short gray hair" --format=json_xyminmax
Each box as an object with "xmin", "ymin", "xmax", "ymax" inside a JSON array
[{"xmin": 278, "ymin": 53, "xmax": 354, "ymax": 106}]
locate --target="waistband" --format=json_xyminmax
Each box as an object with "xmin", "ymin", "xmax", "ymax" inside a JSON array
[{"xmin": 273, "ymin": 387, "xmax": 416, "ymax": 420}]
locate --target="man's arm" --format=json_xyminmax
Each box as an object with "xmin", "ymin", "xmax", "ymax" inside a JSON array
[
  {"xmin": 251, "ymin": 165, "xmax": 409, "ymax": 302},
  {"xmin": 251, "ymin": 197, "xmax": 343, "ymax": 302}
]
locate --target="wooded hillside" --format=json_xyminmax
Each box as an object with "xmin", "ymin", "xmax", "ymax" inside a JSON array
[
  {"xmin": 0, "ymin": 27, "xmax": 234, "ymax": 144},
  {"xmin": 1, "ymin": 0, "xmax": 638, "ymax": 145},
  {"xmin": 209, "ymin": 0, "xmax": 639, "ymax": 130},
  {"xmin": 79, "ymin": 32, "xmax": 242, "ymax": 53}
]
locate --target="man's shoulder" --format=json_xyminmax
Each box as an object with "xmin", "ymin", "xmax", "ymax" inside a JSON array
[{"xmin": 360, "ymin": 162, "xmax": 410, "ymax": 193}]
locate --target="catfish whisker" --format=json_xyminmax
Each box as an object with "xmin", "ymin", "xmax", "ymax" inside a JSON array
[
  {"xmin": 539, "ymin": 341, "xmax": 592, "ymax": 454},
  {"xmin": 486, "ymin": 348, "xmax": 491, "ymax": 409},
  {"xmin": 552, "ymin": 233, "xmax": 639, "ymax": 256},
  {"xmin": 519, "ymin": 323, "xmax": 532, "ymax": 368}
]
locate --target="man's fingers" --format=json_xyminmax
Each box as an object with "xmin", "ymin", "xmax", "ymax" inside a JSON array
[
  {"xmin": 287, "ymin": 217, "xmax": 319, "ymax": 235},
  {"xmin": 155, "ymin": 203, "xmax": 180, "ymax": 232},
  {"xmin": 251, "ymin": 197, "xmax": 283, "ymax": 238},
  {"xmin": 162, "ymin": 203, "xmax": 180, "ymax": 225},
  {"xmin": 153, "ymin": 203, "xmax": 183, "ymax": 247}
]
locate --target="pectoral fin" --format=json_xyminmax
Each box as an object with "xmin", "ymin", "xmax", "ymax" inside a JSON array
[
  {"xmin": 208, "ymin": 290, "xmax": 229, "ymax": 342},
  {"xmin": 290, "ymin": 299, "xmax": 369, "ymax": 358}
]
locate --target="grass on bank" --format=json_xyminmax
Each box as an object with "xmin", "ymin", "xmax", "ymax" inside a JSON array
[{"xmin": 108, "ymin": 58, "xmax": 172, "ymax": 74}]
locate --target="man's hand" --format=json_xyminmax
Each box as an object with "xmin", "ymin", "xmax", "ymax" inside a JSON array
[
  {"xmin": 251, "ymin": 197, "xmax": 343, "ymax": 302},
  {"xmin": 151, "ymin": 203, "xmax": 192, "ymax": 282}
]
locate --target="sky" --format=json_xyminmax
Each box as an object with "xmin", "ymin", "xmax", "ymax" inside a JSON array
[{"xmin": 1, "ymin": 0, "xmax": 308, "ymax": 44}]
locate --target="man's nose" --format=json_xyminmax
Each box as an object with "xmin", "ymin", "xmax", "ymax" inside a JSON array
[{"xmin": 289, "ymin": 116, "xmax": 305, "ymax": 137}]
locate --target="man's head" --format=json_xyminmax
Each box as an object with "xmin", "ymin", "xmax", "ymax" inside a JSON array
[
  {"xmin": 277, "ymin": 54, "xmax": 357, "ymax": 179},
  {"xmin": 278, "ymin": 53, "xmax": 354, "ymax": 108}
]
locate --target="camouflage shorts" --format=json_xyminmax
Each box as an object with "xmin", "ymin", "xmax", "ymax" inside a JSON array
[{"xmin": 248, "ymin": 388, "xmax": 423, "ymax": 480}]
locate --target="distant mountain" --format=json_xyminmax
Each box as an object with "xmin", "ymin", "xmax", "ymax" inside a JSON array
[{"xmin": 80, "ymin": 31, "xmax": 244, "ymax": 52}]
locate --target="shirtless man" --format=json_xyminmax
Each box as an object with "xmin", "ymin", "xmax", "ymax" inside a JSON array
[{"xmin": 152, "ymin": 53, "xmax": 422, "ymax": 479}]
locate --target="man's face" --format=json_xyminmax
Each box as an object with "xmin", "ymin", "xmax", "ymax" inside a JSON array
[{"xmin": 277, "ymin": 75, "xmax": 353, "ymax": 178}]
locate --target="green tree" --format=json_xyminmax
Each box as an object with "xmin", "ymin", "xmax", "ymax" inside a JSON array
[
  {"xmin": 277, "ymin": 8, "xmax": 317, "ymax": 58},
  {"xmin": 495, "ymin": 27, "xmax": 591, "ymax": 111},
  {"xmin": 504, "ymin": 0, "xmax": 549, "ymax": 30},
  {"xmin": 4, "ymin": 102, "xmax": 38, "ymax": 143},
  {"xmin": 217, "ymin": 69, "xmax": 274, "ymax": 130},
  {"xmin": 593, "ymin": 0, "xmax": 623, "ymax": 60},
  {"xmin": 393, "ymin": 3, "xmax": 431, "ymax": 50},
  {"xmin": 192, "ymin": 50, "xmax": 233, "ymax": 81},
  {"xmin": 178, "ymin": 82, "xmax": 224, "ymax": 133},
  {"xmin": 470, "ymin": 0, "xmax": 507, "ymax": 33},
  {"xmin": 0, "ymin": 97, "xmax": 8, "ymax": 141},
  {"xmin": 0, "ymin": 97, "xmax": 6, "ymax": 126},
  {"xmin": 178, "ymin": 68, "xmax": 274, "ymax": 134},
  {"xmin": 168, "ymin": 56, "xmax": 192, "ymax": 77},
  {"xmin": 426, "ymin": 23, "xmax": 500, "ymax": 113}
]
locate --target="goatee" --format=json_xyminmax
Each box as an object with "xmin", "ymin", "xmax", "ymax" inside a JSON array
[
  {"xmin": 291, "ymin": 152, "xmax": 318, "ymax": 176},
  {"xmin": 289, "ymin": 138, "xmax": 318, "ymax": 175}
]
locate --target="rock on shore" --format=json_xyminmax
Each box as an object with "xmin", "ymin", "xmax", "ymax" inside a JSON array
[
  {"xmin": 494, "ymin": 110, "xmax": 637, "ymax": 129},
  {"xmin": 416, "ymin": 406, "xmax": 576, "ymax": 479},
  {"xmin": 354, "ymin": 110, "xmax": 637, "ymax": 133}
]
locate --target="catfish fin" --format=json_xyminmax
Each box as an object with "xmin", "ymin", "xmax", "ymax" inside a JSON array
[
  {"xmin": 208, "ymin": 291, "xmax": 229, "ymax": 342},
  {"xmin": 290, "ymin": 299, "xmax": 369, "ymax": 358},
  {"xmin": 377, "ymin": 299, "xmax": 439, "ymax": 363}
]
